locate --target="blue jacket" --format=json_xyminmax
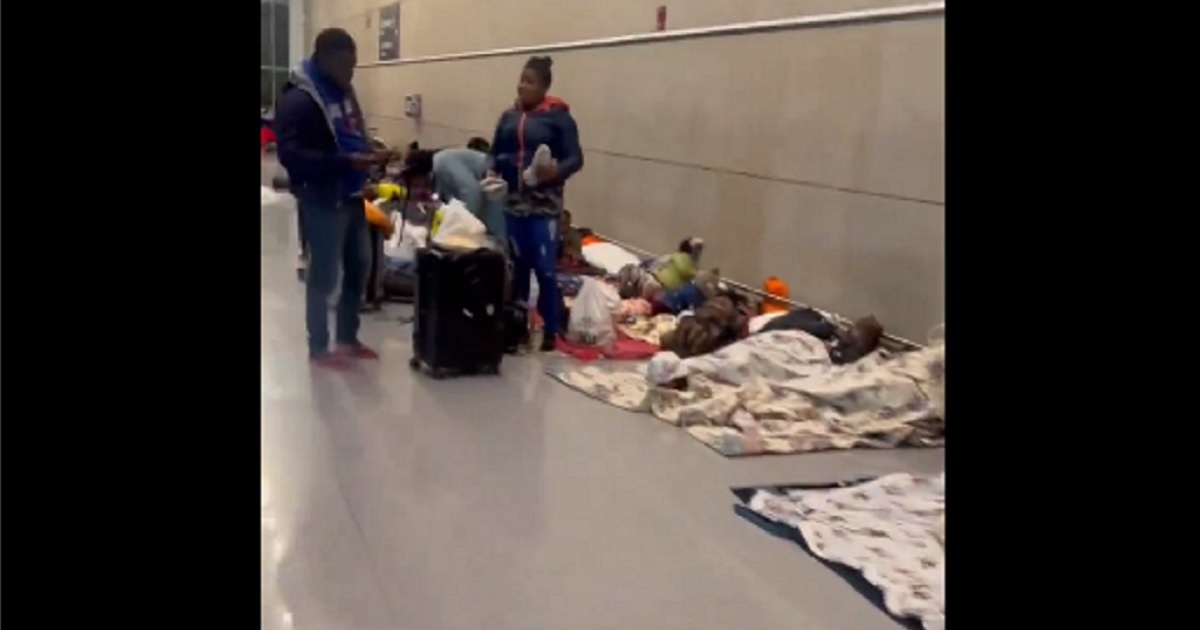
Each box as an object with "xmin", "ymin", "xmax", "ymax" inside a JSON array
[
  {"xmin": 275, "ymin": 61, "xmax": 370, "ymax": 210},
  {"xmin": 489, "ymin": 96, "xmax": 583, "ymax": 217}
]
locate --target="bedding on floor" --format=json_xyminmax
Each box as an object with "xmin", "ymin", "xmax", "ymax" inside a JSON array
[
  {"xmin": 555, "ymin": 334, "xmax": 659, "ymax": 362},
  {"xmin": 735, "ymin": 473, "xmax": 945, "ymax": 630},
  {"xmin": 581, "ymin": 241, "xmax": 641, "ymax": 276},
  {"xmin": 546, "ymin": 330, "xmax": 944, "ymax": 456},
  {"xmin": 617, "ymin": 313, "xmax": 678, "ymax": 346}
]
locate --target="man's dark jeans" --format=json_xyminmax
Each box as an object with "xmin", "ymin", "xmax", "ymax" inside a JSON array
[
  {"xmin": 297, "ymin": 198, "xmax": 308, "ymax": 259},
  {"xmin": 304, "ymin": 198, "xmax": 369, "ymax": 357}
]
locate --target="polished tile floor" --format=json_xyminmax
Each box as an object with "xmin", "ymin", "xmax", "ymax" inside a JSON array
[{"xmin": 260, "ymin": 172, "xmax": 944, "ymax": 630}]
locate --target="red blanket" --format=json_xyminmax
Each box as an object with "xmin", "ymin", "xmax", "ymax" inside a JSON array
[{"xmin": 554, "ymin": 334, "xmax": 658, "ymax": 362}]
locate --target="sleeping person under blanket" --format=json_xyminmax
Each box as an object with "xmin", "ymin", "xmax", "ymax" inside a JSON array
[
  {"xmin": 758, "ymin": 310, "xmax": 886, "ymax": 365},
  {"xmin": 828, "ymin": 316, "xmax": 884, "ymax": 364}
]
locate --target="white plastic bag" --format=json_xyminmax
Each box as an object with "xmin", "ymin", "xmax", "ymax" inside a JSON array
[
  {"xmin": 431, "ymin": 198, "xmax": 487, "ymax": 250},
  {"xmin": 567, "ymin": 278, "xmax": 617, "ymax": 347},
  {"xmin": 381, "ymin": 204, "xmax": 428, "ymax": 261},
  {"xmin": 387, "ymin": 223, "xmax": 427, "ymax": 261}
]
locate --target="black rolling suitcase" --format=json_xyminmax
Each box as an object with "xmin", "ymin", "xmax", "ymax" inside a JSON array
[{"xmin": 408, "ymin": 245, "xmax": 506, "ymax": 378}]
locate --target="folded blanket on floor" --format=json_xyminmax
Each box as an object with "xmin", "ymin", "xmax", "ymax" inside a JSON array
[{"xmin": 736, "ymin": 473, "xmax": 944, "ymax": 630}]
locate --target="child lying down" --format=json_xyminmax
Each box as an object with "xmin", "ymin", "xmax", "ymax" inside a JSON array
[{"xmin": 617, "ymin": 237, "xmax": 705, "ymax": 301}]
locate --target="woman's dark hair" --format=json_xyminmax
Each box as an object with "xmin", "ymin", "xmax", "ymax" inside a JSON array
[
  {"xmin": 678, "ymin": 238, "xmax": 694, "ymax": 254},
  {"xmin": 524, "ymin": 56, "xmax": 553, "ymax": 88}
]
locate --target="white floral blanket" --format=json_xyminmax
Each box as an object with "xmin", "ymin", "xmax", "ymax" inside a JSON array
[
  {"xmin": 546, "ymin": 330, "xmax": 945, "ymax": 456},
  {"xmin": 744, "ymin": 473, "xmax": 945, "ymax": 630}
]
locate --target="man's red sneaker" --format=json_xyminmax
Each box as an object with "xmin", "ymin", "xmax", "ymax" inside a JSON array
[
  {"xmin": 337, "ymin": 343, "xmax": 380, "ymax": 360},
  {"xmin": 310, "ymin": 352, "xmax": 354, "ymax": 370}
]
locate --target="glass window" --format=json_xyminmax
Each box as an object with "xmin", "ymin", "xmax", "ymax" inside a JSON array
[
  {"xmin": 259, "ymin": 69, "xmax": 292, "ymax": 110},
  {"xmin": 260, "ymin": 70, "xmax": 275, "ymax": 109},
  {"xmin": 260, "ymin": 3, "xmax": 273, "ymax": 67},
  {"xmin": 273, "ymin": 4, "xmax": 290, "ymax": 70},
  {"xmin": 261, "ymin": 0, "xmax": 291, "ymax": 109},
  {"xmin": 272, "ymin": 69, "xmax": 290, "ymax": 106}
]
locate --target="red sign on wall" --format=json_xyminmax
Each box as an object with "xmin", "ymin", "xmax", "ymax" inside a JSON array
[{"xmin": 656, "ymin": 5, "xmax": 667, "ymax": 31}]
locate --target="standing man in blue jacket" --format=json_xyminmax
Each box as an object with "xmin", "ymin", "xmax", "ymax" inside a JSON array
[{"xmin": 276, "ymin": 28, "xmax": 383, "ymax": 369}]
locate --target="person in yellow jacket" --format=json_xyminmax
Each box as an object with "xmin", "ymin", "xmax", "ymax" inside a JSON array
[{"xmin": 649, "ymin": 237, "xmax": 704, "ymax": 294}]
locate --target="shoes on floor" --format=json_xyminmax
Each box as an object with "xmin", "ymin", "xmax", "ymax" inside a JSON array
[
  {"xmin": 337, "ymin": 343, "xmax": 380, "ymax": 360},
  {"xmin": 310, "ymin": 352, "xmax": 353, "ymax": 370},
  {"xmin": 539, "ymin": 336, "xmax": 558, "ymax": 353}
]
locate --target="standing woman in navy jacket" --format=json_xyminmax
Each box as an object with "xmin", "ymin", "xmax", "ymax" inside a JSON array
[{"xmin": 490, "ymin": 56, "xmax": 584, "ymax": 351}]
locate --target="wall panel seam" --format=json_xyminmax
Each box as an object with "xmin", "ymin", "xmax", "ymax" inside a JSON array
[
  {"xmin": 355, "ymin": 2, "xmax": 945, "ymax": 67},
  {"xmin": 365, "ymin": 115, "xmax": 945, "ymax": 206}
]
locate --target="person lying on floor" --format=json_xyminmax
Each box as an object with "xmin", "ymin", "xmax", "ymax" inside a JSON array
[
  {"xmin": 649, "ymin": 236, "xmax": 704, "ymax": 292},
  {"xmin": 828, "ymin": 316, "xmax": 884, "ymax": 364},
  {"xmin": 650, "ymin": 268, "xmax": 722, "ymax": 315},
  {"xmin": 617, "ymin": 237, "xmax": 704, "ymax": 301},
  {"xmin": 756, "ymin": 308, "xmax": 885, "ymax": 364}
]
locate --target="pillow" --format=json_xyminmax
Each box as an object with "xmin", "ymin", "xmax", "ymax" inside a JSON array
[{"xmin": 582, "ymin": 242, "xmax": 641, "ymax": 275}]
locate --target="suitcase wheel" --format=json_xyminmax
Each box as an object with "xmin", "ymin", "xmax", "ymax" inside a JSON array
[{"xmin": 408, "ymin": 356, "xmax": 421, "ymax": 370}]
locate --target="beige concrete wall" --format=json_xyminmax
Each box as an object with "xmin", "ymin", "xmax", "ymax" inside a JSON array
[{"xmin": 308, "ymin": 0, "xmax": 944, "ymax": 341}]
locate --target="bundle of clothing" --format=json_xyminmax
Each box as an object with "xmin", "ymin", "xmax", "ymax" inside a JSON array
[{"xmin": 658, "ymin": 283, "xmax": 755, "ymax": 359}]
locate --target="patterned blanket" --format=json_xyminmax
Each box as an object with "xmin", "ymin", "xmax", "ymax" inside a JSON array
[
  {"xmin": 738, "ymin": 474, "xmax": 945, "ymax": 630},
  {"xmin": 546, "ymin": 330, "xmax": 944, "ymax": 456}
]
